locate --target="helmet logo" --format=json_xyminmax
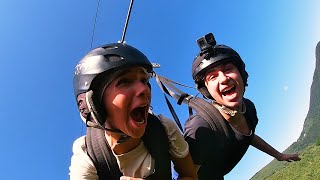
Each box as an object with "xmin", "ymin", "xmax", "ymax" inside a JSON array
[
  {"xmin": 74, "ymin": 59, "xmax": 103, "ymax": 75},
  {"xmin": 75, "ymin": 63, "xmax": 87, "ymax": 75}
]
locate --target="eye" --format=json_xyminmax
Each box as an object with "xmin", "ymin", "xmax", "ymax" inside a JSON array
[
  {"xmin": 116, "ymin": 78, "xmax": 131, "ymax": 86},
  {"xmin": 224, "ymin": 64, "xmax": 234, "ymax": 71},
  {"xmin": 139, "ymin": 72, "xmax": 150, "ymax": 84},
  {"xmin": 206, "ymin": 74, "xmax": 217, "ymax": 81}
]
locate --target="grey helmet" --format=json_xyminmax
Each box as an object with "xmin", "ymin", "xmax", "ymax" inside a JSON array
[
  {"xmin": 192, "ymin": 34, "xmax": 248, "ymax": 99},
  {"xmin": 73, "ymin": 43, "xmax": 153, "ymax": 126}
]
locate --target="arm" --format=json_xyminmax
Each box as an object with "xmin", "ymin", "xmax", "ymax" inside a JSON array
[
  {"xmin": 172, "ymin": 153, "xmax": 198, "ymax": 180},
  {"xmin": 251, "ymin": 134, "xmax": 301, "ymax": 162},
  {"xmin": 158, "ymin": 114, "xmax": 197, "ymax": 180}
]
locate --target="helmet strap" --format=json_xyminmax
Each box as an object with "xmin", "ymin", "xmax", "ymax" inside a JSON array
[{"xmin": 86, "ymin": 90, "xmax": 131, "ymax": 144}]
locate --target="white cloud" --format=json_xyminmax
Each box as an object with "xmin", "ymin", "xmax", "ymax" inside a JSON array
[{"xmin": 283, "ymin": 85, "xmax": 289, "ymax": 92}]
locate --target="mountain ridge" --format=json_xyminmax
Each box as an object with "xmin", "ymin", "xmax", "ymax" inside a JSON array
[{"xmin": 251, "ymin": 41, "xmax": 320, "ymax": 179}]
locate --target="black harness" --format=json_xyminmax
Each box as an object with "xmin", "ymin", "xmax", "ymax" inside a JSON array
[
  {"xmin": 155, "ymin": 74, "xmax": 258, "ymax": 178},
  {"xmin": 155, "ymin": 74, "xmax": 230, "ymax": 134},
  {"xmin": 154, "ymin": 74, "xmax": 257, "ymax": 135},
  {"xmin": 85, "ymin": 114, "xmax": 172, "ymax": 180}
]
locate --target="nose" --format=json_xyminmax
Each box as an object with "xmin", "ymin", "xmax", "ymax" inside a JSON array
[
  {"xmin": 135, "ymin": 81, "xmax": 151, "ymax": 98},
  {"xmin": 218, "ymin": 71, "xmax": 229, "ymax": 84}
]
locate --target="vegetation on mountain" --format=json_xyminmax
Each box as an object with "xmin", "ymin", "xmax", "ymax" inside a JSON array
[{"xmin": 251, "ymin": 42, "xmax": 320, "ymax": 179}]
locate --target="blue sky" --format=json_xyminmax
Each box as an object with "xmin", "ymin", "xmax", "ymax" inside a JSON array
[{"xmin": 0, "ymin": 1, "xmax": 319, "ymax": 179}]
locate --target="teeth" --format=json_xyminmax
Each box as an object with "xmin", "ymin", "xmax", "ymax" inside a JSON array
[
  {"xmin": 222, "ymin": 86, "xmax": 233, "ymax": 93},
  {"xmin": 136, "ymin": 119, "xmax": 145, "ymax": 125},
  {"xmin": 131, "ymin": 105, "xmax": 147, "ymax": 125}
]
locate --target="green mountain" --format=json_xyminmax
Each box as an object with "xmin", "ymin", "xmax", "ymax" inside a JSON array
[
  {"xmin": 264, "ymin": 144, "xmax": 320, "ymax": 180},
  {"xmin": 251, "ymin": 41, "xmax": 320, "ymax": 180}
]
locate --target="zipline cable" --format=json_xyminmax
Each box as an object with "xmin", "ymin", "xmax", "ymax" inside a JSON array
[
  {"xmin": 120, "ymin": 0, "xmax": 134, "ymax": 43},
  {"xmin": 82, "ymin": 0, "xmax": 101, "ymax": 136},
  {"xmin": 82, "ymin": 0, "xmax": 135, "ymax": 135},
  {"xmin": 90, "ymin": 0, "xmax": 101, "ymax": 50}
]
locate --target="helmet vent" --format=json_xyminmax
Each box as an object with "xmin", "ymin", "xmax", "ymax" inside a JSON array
[
  {"xmin": 103, "ymin": 54, "xmax": 123, "ymax": 62},
  {"xmin": 101, "ymin": 45, "xmax": 118, "ymax": 50}
]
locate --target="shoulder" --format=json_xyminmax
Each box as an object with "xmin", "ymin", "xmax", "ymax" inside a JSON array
[
  {"xmin": 243, "ymin": 98, "xmax": 259, "ymax": 128},
  {"xmin": 156, "ymin": 114, "xmax": 189, "ymax": 158},
  {"xmin": 156, "ymin": 114, "xmax": 183, "ymax": 140},
  {"xmin": 243, "ymin": 98, "xmax": 256, "ymax": 110},
  {"xmin": 72, "ymin": 136, "xmax": 86, "ymax": 150},
  {"xmin": 71, "ymin": 136, "xmax": 89, "ymax": 158},
  {"xmin": 184, "ymin": 115, "xmax": 219, "ymax": 165},
  {"xmin": 184, "ymin": 115, "xmax": 209, "ymax": 145},
  {"xmin": 156, "ymin": 114, "xmax": 180, "ymax": 131},
  {"xmin": 243, "ymin": 98, "xmax": 258, "ymax": 118},
  {"xmin": 185, "ymin": 114, "xmax": 211, "ymax": 133},
  {"xmin": 69, "ymin": 136, "xmax": 98, "ymax": 180}
]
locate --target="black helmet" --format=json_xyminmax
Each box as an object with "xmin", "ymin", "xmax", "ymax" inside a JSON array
[
  {"xmin": 73, "ymin": 43, "xmax": 153, "ymax": 125},
  {"xmin": 73, "ymin": 43, "xmax": 153, "ymax": 98},
  {"xmin": 192, "ymin": 33, "xmax": 248, "ymax": 99}
]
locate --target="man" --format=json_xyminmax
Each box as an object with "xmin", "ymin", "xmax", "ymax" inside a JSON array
[{"xmin": 184, "ymin": 33, "xmax": 300, "ymax": 179}]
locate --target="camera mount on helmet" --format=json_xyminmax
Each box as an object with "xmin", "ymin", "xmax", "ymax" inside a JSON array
[
  {"xmin": 192, "ymin": 32, "xmax": 249, "ymax": 99},
  {"xmin": 197, "ymin": 33, "xmax": 217, "ymax": 57}
]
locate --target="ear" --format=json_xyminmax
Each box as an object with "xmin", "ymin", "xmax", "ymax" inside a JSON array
[
  {"xmin": 198, "ymin": 87, "xmax": 213, "ymax": 99},
  {"xmin": 86, "ymin": 90, "xmax": 105, "ymax": 126}
]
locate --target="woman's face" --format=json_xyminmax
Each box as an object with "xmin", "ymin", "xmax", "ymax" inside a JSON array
[
  {"xmin": 103, "ymin": 66, "xmax": 151, "ymax": 138},
  {"xmin": 205, "ymin": 63, "xmax": 244, "ymax": 109}
]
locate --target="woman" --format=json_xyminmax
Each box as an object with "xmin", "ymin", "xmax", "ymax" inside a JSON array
[{"xmin": 70, "ymin": 43, "xmax": 197, "ymax": 180}]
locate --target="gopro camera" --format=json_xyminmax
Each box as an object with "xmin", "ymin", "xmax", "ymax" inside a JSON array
[{"xmin": 196, "ymin": 33, "xmax": 216, "ymax": 54}]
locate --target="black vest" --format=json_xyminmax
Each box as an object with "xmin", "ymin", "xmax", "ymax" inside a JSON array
[{"xmin": 86, "ymin": 114, "xmax": 172, "ymax": 180}]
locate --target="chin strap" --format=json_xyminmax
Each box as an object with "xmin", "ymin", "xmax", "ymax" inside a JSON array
[
  {"xmin": 85, "ymin": 113, "xmax": 131, "ymax": 144},
  {"xmin": 85, "ymin": 90, "xmax": 131, "ymax": 144}
]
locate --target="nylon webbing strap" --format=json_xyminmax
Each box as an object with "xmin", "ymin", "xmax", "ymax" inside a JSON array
[
  {"xmin": 154, "ymin": 74, "xmax": 230, "ymax": 137},
  {"xmin": 189, "ymin": 98, "xmax": 230, "ymax": 138},
  {"xmin": 155, "ymin": 75, "xmax": 186, "ymax": 132},
  {"xmin": 86, "ymin": 127, "xmax": 122, "ymax": 179},
  {"xmin": 163, "ymin": 94, "xmax": 183, "ymax": 131},
  {"xmin": 178, "ymin": 93, "xmax": 189, "ymax": 105},
  {"xmin": 155, "ymin": 75, "xmax": 194, "ymax": 104}
]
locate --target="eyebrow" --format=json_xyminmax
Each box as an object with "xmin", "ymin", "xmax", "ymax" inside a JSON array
[
  {"xmin": 209, "ymin": 62, "xmax": 234, "ymax": 72},
  {"xmin": 117, "ymin": 67, "xmax": 148, "ymax": 77},
  {"xmin": 207, "ymin": 64, "xmax": 225, "ymax": 74}
]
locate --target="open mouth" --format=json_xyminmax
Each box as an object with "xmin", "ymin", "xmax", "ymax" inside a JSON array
[
  {"xmin": 221, "ymin": 86, "xmax": 236, "ymax": 97},
  {"xmin": 130, "ymin": 106, "xmax": 148, "ymax": 125}
]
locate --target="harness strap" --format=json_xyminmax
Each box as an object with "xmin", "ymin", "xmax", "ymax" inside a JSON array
[
  {"xmin": 143, "ymin": 114, "xmax": 171, "ymax": 180},
  {"xmin": 163, "ymin": 94, "xmax": 184, "ymax": 132},
  {"xmin": 155, "ymin": 74, "xmax": 230, "ymax": 137},
  {"xmin": 155, "ymin": 75, "xmax": 185, "ymax": 132},
  {"xmin": 189, "ymin": 98, "xmax": 230, "ymax": 138},
  {"xmin": 178, "ymin": 93, "xmax": 189, "ymax": 105},
  {"xmin": 86, "ymin": 127, "xmax": 122, "ymax": 180},
  {"xmin": 86, "ymin": 114, "xmax": 172, "ymax": 180}
]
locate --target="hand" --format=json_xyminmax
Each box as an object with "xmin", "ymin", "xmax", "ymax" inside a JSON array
[{"xmin": 276, "ymin": 153, "xmax": 301, "ymax": 162}]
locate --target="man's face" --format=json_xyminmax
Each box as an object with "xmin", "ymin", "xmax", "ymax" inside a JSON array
[
  {"xmin": 77, "ymin": 93, "xmax": 89, "ymax": 120},
  {"xmin": 204, "ymin": 63, "xmax": 244, "ymax": 109},
  {"xmin": 103, "ymin": 66, "xmax": 151, "ymax": 138}
]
